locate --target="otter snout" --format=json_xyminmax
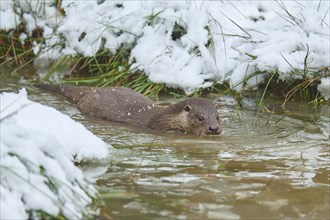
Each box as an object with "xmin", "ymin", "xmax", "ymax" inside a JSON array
[{"xmin": 208, "ymin": 126, "xmax": 221, "ymax": 135}]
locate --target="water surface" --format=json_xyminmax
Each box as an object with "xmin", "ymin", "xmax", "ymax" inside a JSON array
[
  {"xmin": 32, "ymin": 90, "xmax": 329, "ymax": 220},
  {"xmin": 2, "ymin": 67, "xmax": 329, "ymax": 220}
]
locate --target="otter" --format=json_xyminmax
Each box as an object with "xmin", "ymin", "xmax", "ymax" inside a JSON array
[{"xmin": 36, "ymin": 84, "xmax": 221, "ymax": 136}]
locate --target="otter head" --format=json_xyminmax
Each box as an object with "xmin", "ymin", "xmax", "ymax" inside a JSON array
[{"xmin": 169, "ymin": 98, "xmax": 221, "ymax": 136}]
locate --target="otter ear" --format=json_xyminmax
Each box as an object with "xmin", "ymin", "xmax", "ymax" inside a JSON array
[{"xmin": 184, "ymin": 105, "xmax": 192, "ymax": 112}]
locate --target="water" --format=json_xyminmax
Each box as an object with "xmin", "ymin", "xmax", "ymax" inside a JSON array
[
  {"xmin": 32, "ymin": 90, "xmax": 329, "ymax": 220},
  {"xmin": 2, "ymin": 68, "xmax": 329, "ymax": 219}
]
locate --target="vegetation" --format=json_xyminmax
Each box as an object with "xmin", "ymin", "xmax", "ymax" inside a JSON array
[
  {"xmin": 1, "ymin": 26, "xmax": 329, "ymax": 105},
  {"xmin": 42, "ymin": 48, "xmax": 170, "ymax": 98},
  {"xmin": 0, "ymin": 29, "xmax": 38, "ymax": 67},
  {"xmin": 0, "ymin": 2, "xmax": 328, "ymax": 106}
]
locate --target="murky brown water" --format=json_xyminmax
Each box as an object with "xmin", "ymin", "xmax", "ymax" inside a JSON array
[{"xmin": 2, "ymin": 67, "xmax": 329, "ymax": 220}]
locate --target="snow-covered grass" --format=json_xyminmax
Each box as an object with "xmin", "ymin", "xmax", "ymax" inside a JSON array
[
  {"xmin": 0, "ymin": 0, "xmax": 329, "ymax": 99},
  {"xmin": 0, "ymin": 89, "xmax": 111, "ymax": 219}
]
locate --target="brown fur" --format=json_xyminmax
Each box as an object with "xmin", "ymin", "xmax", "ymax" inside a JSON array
[{"xmin": 36, "ymin": 84, "xmax": 221, "ymax": 136}]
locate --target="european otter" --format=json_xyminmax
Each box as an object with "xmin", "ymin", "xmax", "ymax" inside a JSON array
[{"xmin": 36, "ymin": 84, "xmax": 221, "ymax": 136}]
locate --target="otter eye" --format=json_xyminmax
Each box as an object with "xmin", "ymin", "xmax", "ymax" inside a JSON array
[
  {"xmin": 198, "ymin": 116, "xmax": 205, "ymax": 121},
  {"xmin": 216, "ymin": 116, "xmax": 219, "ymax": 121},
  {"xmin": 184, "ymin": 105, "xmax": 192, "ymax": 112}
]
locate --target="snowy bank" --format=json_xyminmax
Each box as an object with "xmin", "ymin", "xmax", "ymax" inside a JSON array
[
  {"xmin": 0, "ymin": 89, "xmax": 111, "ymax": 219},
  {"xmin": 1, "ymin": 1, "xmax": 329, "ymax": 97}
]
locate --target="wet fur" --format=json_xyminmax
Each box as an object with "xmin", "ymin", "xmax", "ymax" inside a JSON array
[{"xmin": 36, "ymin": 84, "xmax": 221, "ymax": 135}]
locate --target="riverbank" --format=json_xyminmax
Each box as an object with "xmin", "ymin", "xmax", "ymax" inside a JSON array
[
  {"xmin": 1, "ymin": 0, "xmax": 329, "ymax": 103},
  {"xmin": 0, "ymin": 89, "xmax": 111, "ymax": 219}
]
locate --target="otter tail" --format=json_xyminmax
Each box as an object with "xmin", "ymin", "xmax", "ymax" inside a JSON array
[{"xmin": 35, "ymin": 84, "xmax": 89, "ymax": 104}]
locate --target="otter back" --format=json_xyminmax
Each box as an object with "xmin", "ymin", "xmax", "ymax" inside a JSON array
[{"xmin": 36, "ymin": 84, "xmax": 160, "ymax": 126}]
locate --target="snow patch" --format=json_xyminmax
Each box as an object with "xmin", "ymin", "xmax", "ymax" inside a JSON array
[
  {"xmin": 0, "ymin": 89, "xmax": 111, "ymax": 219},
  {"xmin": 1, "ymin": 1, "xmax": 329, "ymax": 96}
]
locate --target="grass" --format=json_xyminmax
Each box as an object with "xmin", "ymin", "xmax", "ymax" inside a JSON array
[
  {"xmin": 2, "ymin": 27, "xmax": 328, "ymax": 106},
  {"xmin": 44, "ymin": 48, "xmax": 173, "ymax": 98},
  {"xmin": 0, "ymin": 29, "xmax": 39, "ymax": 66},
  {"xmin": 1, "ymin": 1, "xmax": 329, "ymax": 105}
]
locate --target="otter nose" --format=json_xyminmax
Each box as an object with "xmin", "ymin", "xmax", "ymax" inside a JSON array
[{"xmin": 209, "ymin": 126, "xmax": 220, "ymax": 134}]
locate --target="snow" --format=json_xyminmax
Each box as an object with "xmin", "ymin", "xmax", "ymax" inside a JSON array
[
  {"xmin": 318, "ymin": 77, "xmax": 330, "ymax": 100},
  {"xmin": 1, "ymin": 1, "xmax": 329, "ymax": 97},
  {"xmin": 0, "ymin": 1, "xmax": 20, "ymax": 30},
  {"xmin": 0, "ymin": 89, "xmax": 111, "ymax": 219}
]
